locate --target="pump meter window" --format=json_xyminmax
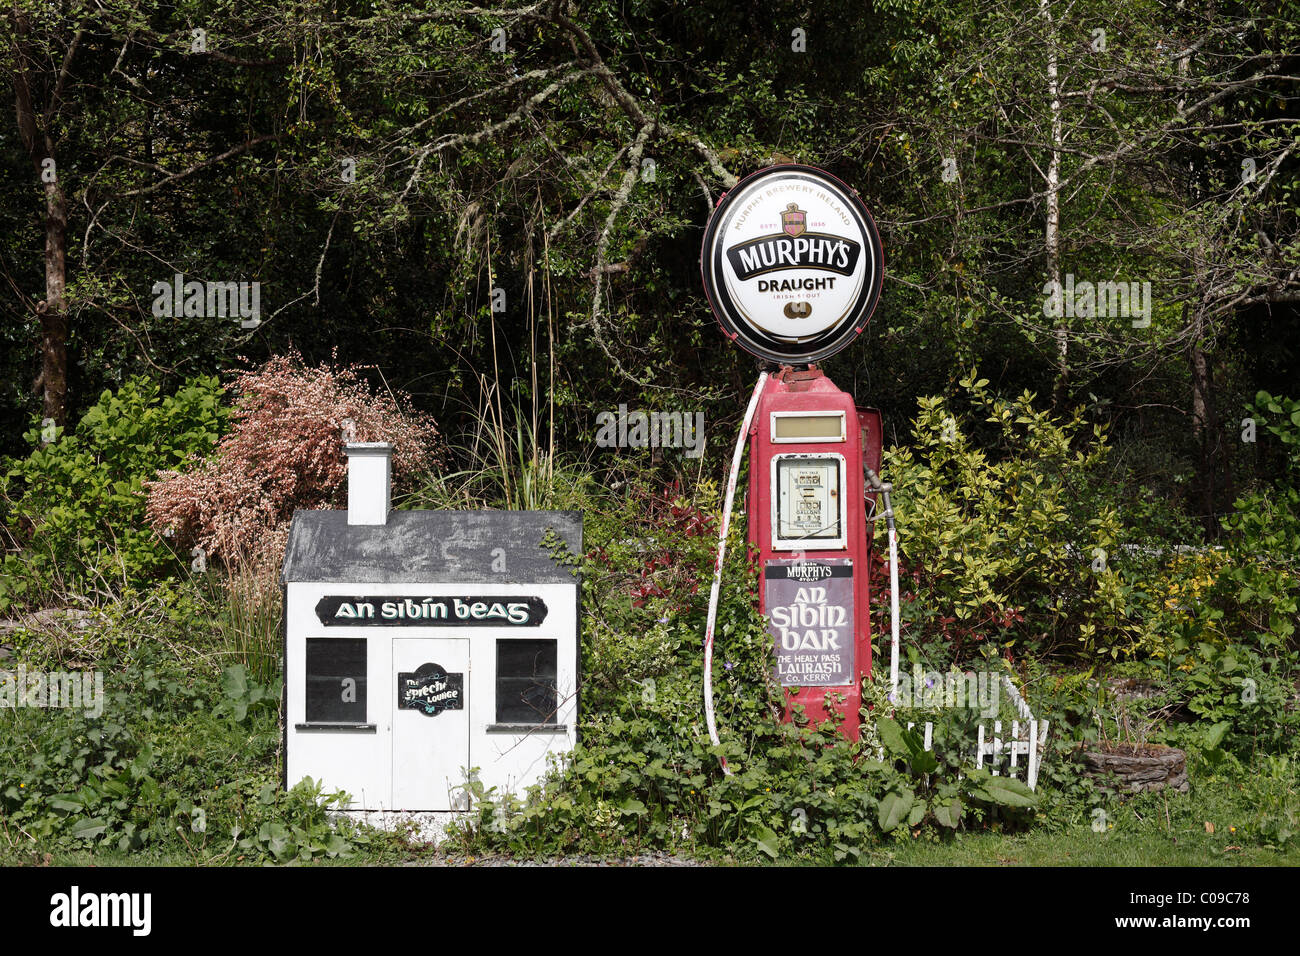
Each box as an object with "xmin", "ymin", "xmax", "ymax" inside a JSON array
[
  {"xmin": 771, "ymin": 411, "xmax": 846, "ymax": 443},
  {"xmin": 772, "ymin": 454, "xmax": 847, "ymax": 550}
]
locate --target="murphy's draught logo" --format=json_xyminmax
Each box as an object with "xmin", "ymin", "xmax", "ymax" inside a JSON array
[
  {"xmin": 701, "ymin": 165, "xmax": 883, "ymax": 365},
  {"xmin": 725, "ymin": 227, "xmax": 862, "ymax": 281}
]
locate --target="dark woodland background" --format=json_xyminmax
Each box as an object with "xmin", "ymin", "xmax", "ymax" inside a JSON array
[{"xmin": 3, "ymin": 0, "xmax": 1297, "ymax": 535}]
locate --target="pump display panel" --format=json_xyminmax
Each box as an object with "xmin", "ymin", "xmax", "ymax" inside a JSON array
[
  {"xmin": 770, "ymin": 410, "xmax": 846, "ymax": 443},
  {"xmin": 771, "ymin": 453, "xmax": 848, "ymax": 550}
]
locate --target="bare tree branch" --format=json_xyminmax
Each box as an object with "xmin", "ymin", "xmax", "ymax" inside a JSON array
[
  {"xmin": 120, "ymin": 133, "xmax": 281, "ymax": 197},
  {"xmin": 585, "ymin": 121, "xmax": 654, "ymax": 380}
]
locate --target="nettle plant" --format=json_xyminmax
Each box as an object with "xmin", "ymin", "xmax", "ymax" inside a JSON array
[{"xmin": 884, "ymin": 374, "xmax": 1134, "ymax": 661}]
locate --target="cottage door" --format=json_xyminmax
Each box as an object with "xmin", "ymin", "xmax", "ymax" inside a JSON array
[{"xmin": 391, "ymin": 638, "xmax": 471, "ymax": 811}]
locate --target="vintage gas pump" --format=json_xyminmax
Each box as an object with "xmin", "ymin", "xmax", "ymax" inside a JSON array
[
  {"xmin": 700, "ymin": 165, "xmax": 886, "ymax": 744},
  {"xmin": 745, "ymin": 371, "xmax": 883, "ymax": 737}
]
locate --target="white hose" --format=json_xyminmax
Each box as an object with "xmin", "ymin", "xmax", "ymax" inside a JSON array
[
  {"xmin": 864, "ymin": 467, "xmax": 901, "ymax": 703},
  {"xmin": 888, "ymin": 519, "xmax": 900, "ymax": 700},
  {"xmin": 703, "ymin": 371, "xmax": 768, "ymax": 774}
]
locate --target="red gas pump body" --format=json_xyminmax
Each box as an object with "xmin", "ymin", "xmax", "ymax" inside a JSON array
[{"xmin": 747, "ymin": 367, "xmax": 883, "ymax": 740}]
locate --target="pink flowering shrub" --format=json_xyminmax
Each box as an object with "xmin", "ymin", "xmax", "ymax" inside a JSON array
[{"xmin": 145, "ymin": 352, "xmax": 441, "ymax": 568}]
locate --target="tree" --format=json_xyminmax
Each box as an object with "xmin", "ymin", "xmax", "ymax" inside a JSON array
[
  {"xmin": 2, "ymin": 1, "xmax": 288, "ymax": 434},
  {"xmin": 8, "ymin": 4, "xmax": 77, "ymax": 428},
  {"xmin": 850, "ymin": 0, "xmax": 1300, "ymax": 530}
]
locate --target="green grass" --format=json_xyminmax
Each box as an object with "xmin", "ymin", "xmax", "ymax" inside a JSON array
[
  {"xmin": 12, "ymin": 830, "xmax": 1298, "ymax": 867},
  {"xmin": 843, "ymin": 828, "xmax": 1300, "ymax": 866}
]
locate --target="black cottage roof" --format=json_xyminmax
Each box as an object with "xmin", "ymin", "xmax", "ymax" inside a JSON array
[{"xmin": 280, "ymin": 509, "xmax": 583, "ymax": 585}]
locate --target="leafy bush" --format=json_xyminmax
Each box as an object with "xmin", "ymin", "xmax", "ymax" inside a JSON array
[
  {"xmin": 145, "ymin": 352, "xmax": 442, "ymax": 569},
  {"xmin": 1123, "ymin": 391, "xmax": 1300, "ymax": 758},
  {"xmin": 883, "ymin": 373, "xmax": 1134, "ymax": 660},
  {"xmin": 0, "ymin": 632, "xmax": 382, "ymax": 863},
  {"xmin": 0, "ymin": 376, "xmax": 227, "ymax": 612},
  {"xmin": 1215, "ymin": 391, "xmax": 1300, "ymax": 657},
  {"xmin": 1073, "ymin": 391, "xmax": 1300, "ymax": 761}
]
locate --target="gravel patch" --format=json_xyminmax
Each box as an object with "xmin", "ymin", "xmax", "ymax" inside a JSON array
[{"xmin": 416, "ymin": 850, "xmax": 707, "ymax": 867}]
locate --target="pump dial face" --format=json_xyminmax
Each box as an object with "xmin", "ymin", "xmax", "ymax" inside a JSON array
[
  {"xmin": 771, "ymin": 453, "xmax": 847, "ymax": 550},
  {"xmin": 701, "ymin": 165, "xmax": 884, "ymax": 365}
]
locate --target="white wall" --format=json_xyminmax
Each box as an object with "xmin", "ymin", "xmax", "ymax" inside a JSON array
[{"xmin": 284, "ymin": 580, "xmax": 578, "ymax": 811}]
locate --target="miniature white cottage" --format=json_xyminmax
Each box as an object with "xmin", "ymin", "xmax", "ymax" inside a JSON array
[{"xmin": 281, "ymin": 443, "xmax": 581, "ymax": 812}]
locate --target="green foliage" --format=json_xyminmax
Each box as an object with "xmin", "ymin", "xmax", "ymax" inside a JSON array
[
  {"xmin": 884, "ymin": 373, "xmax": 1132, "ymax": 659},
  {"xmin": 210, "ymin": 562, "xmax": 284, "ymax": 687},
  {"xmin": 0, "ymin": 376, "xmax": 227, "ymax": 611},
  {"xmin": 1216, "ymin": 391, "xmax": 1300, "ymax": 653},
  {"xmin": 1144, "ymin": 637, "xmax": 1298, "ymax": 762},
  {"xmin": 444, "ymin": 476, "xmax": 1040, "ymax": 863},
  {"xmin": 1114, "ymin": 392, "xmax": 1300, "ymax": 758},
  {"xmin": 1252, "ymin": 391, "xmax": 1300, "ymax": 465},
  {"xmin": 0, "ymin": 634, "xmax": 382, "ymax": 864}
]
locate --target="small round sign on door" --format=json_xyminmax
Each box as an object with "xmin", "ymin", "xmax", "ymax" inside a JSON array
[{"xmin": 397, "ymin": 662, "xmax": 464, "ymax": 717}]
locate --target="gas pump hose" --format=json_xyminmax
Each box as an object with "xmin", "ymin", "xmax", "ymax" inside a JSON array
[
  {"xmin": 863, "ymin": 465, "xmax": 902, "ymax": 702},
  {"xmin": 702, "ymin": 370, "xmax": 769, "ymax": 775}
]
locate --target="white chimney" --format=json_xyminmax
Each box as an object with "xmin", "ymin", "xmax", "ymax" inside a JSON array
[{"xmin": 345, "ymin": 442, "xmax": 393, "ymax": 525}]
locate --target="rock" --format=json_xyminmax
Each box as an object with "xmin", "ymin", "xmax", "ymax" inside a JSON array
[{"xmin": 1082, "ymin": 743, "xmax": 1188, "ymax": 793}]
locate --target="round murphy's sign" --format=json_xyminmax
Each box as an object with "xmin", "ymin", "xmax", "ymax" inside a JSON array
[{"xmin": 701, "ymin": 165, "xmax": 883, "ymax": 365}]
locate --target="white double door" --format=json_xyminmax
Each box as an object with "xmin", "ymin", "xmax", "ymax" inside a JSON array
[{"xmin": 391, "ymin": 638, "xmax": 470, "ymax": 811}]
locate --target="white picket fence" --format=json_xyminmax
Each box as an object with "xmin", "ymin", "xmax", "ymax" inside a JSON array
[
  {"xmin": 904, "ymin": 675, "xmax": 1049, "ymax": 790},
  {"xmin": 881, "ymin": 499, "xmax": 1049, "ymax": 789},
  {"xmin": 976, "ymin": 718, "xmax": 1048, "ymax": 790}
]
